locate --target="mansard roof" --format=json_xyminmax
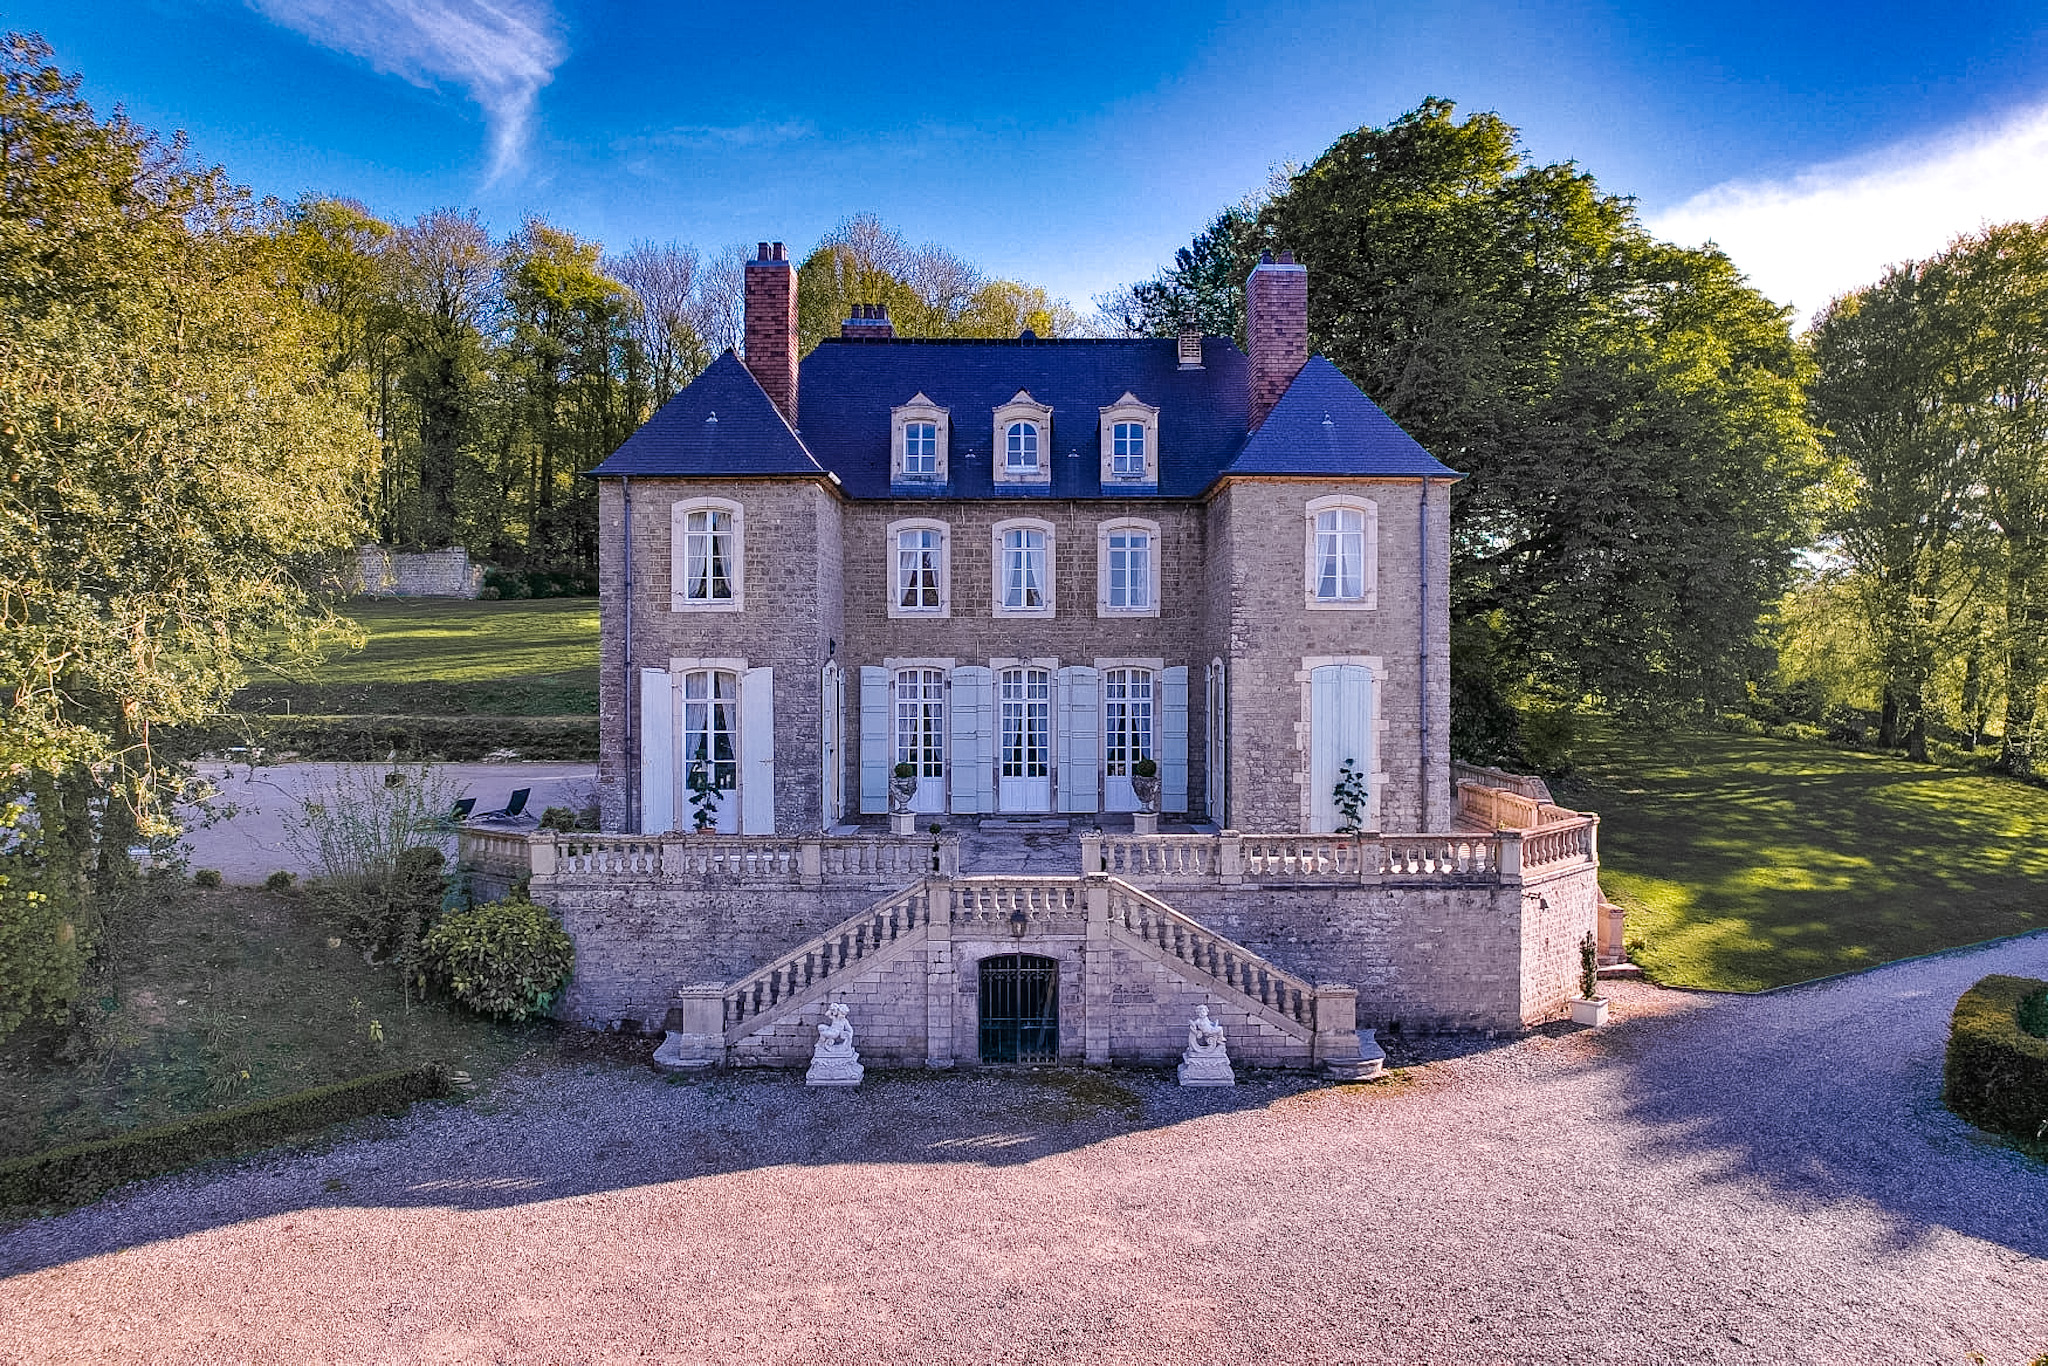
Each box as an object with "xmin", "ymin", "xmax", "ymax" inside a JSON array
[
  {"xmin": 589, "ymin": 351, "xmax": 826, "ymax": 478},
  {"xmin": 1227, "ymin": 356, "xmax": 1461, "ymax": 480},
  {"xmin": 589, "ymin": 337, "xmax": 1460, "ymax": 490}
]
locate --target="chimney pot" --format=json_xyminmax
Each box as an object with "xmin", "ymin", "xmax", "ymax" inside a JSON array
[
  {"xmin": 1259, "ymin": 251, "xmax": 1273, "ymax": 265},
  {"xmin": 772, "ymin": 241, "xmax": 786, "ymax": 261},
  {"xmin": 757, "ymin": 241, "xmax": 770, "ymax": 260},
  {"xmin": 1177, "ymin": 327, "xmax": 1204, "ymax": 369}
]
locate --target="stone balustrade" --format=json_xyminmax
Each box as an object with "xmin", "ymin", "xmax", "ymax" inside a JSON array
[
  {"xmin": 458, "ymin": 828, "xmax": 960, "ymax": 890},
  {"xmin": 946, "ymin": 876, "xmax": 1088, "ymax": 934},
  {"xmin": 724, "ymin": 881, "xmax": 935, "ymax": 1031},
  {"xmin": 1081, "ymin": 818, "xmax": 1597, "ymax": 889},
  {"xmin": 1092, "ymin": 833, "xmax": 1220, "ymax": 882}
]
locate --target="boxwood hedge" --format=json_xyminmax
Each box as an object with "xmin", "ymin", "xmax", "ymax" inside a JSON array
[
  {"xmin": 0, "ymin": 1064, "xmax": 448, "ymax": 1214},
  {"xmin": 1943, "ymin": 974, "xmax": 2048, "ymax": 1144}
]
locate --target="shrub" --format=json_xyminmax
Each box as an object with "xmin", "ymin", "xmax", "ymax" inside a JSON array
[
  {"xmin": 0, "ymin": 1065, "xmax": 447, "ymax": 1212},
  {"xmin": 193, "ymin": 868, "xmax": 222, "ymax": 889},
  {"xmin": 422, "ymin": 893, "xmax": 574, "ymax": 1021},
  {"xmin": 537, "ymin": 805, "xmax": 597, "ymax": 832},
  {"xmin": 1131, "ymin": 756, "xmax": 1158, "ymax": 778},
  {"xmin": 264, "ymin": 870, "xmax": 296, "ymax": 892},
  {"xmin": 1944, "ymin": 974, "xmax": 2048, "ymax": 1143},
  {"xmin": 893, "ymin": 761, "xmax": 917, "ymax": 779}
]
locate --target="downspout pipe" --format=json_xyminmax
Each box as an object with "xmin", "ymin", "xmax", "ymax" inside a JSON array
[{"xmin": 622, "ymin": 476, "xmax": 635, "ymax": 833}]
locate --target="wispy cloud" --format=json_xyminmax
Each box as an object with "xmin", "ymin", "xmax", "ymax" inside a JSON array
[
  {"xmin": 616, "ymin": 120, "xmax": 817, "ymax": 152},
  {"xmin": 248, "ymin": 0, "xmax": 566, "ymax": 181},
  {"xmin": 1650, "ymin": 102, "xmax": 2048, "ymax": 327}
]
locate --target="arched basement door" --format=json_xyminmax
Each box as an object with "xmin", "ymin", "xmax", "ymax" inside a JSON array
[{"xmin": 978, "ymin": 954, "xmax": 1059, "ymax": 1063}]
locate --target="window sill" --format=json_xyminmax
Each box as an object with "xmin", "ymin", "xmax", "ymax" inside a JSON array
[
  {"xmin": 1304, "ymin": 595, "xmax": 1377, "ymax": 612},
  {"xmin": 887, "ymin": 606, "xmax": 953, "ymax": 620},
  {"xmin": 671, "ymin": 598, "xmax": 745, "ymax": 613},
  {"xmin": 993, "ymin": 605, "xmax": 1056, "ymax": 620},
  {"xmin": 1097, "ymin": 605, "xmax": 1161, "ymax": 619}
]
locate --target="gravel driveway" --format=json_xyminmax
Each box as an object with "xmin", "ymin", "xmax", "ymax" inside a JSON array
[{"xmin": 4, "ymin": 934, "xmax": 2045, "ymax": 1364}]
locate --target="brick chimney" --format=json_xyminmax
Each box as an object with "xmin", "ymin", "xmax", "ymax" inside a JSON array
[
  {"xmin": 840, "ymin": 303, "xmax": 896, "ymax": 340},
  {"xmin": 744, "ymin": 241, "xmax": 798, "ymax": 423},
  {"xmin": 1245, "ymin": 250, "xmax": 1307, "ymax": 430}
]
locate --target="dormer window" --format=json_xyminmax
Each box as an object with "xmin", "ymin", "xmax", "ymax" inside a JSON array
[
  {"xmin": 1006, "ymin": 422, "xmax": 1039, "ymax": 472},
  {"xmin": 1098, "ymin": 393, "xmax": 1159, "ymax": 485},
  {"xmin": 992, "ymin": 391, "xmax": 1053, "ymax": 485},
  {"xmin": 891, "ymin": 393, "xmax": 949, "ymax": 484}
]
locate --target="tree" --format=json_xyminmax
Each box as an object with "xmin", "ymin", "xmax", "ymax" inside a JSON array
[
  {"xmin": 0, "ymin": 33, "xmax": 373, "ymax": 1036},
  {"xmin": 612, "ymin": 240, "xmax": 712, "ymax": 406},
  {"xmin": 384, "ymin": 209, "xmax": 496, "ymax": 549},
  {"xmin": 1120, "ymin": 99, "xmax": 1819, "ymax": 753}
]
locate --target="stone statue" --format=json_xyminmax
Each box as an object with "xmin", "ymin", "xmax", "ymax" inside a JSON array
[
  {"xmin": 805, "ymin": 1001, "xmax": 864, "ymax": 1087},
  {"xmin": 1177, "ymin": 1004, "xmax": 1236, "ymax": 1087}
]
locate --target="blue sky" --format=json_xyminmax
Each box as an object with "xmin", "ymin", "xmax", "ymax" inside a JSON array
[{"xmin": 10, "ymin": 0, "xmax": 2048, "ymax": 322}]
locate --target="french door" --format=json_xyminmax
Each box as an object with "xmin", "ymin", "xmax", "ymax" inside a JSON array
[
  {"xmin": 894, "ymin": 668, "xmax": 947, "ymax": 813},
  {"xmin": 997, "ymin": 667, "xmax": 1052, "ymax": 813},
  {"xmin": 1102, "ymin": 667, "xmax": 1154, "ymax": 812},
  {"xmin": 680, "ymin": 668, "xmax": 740, "ymax": 833}
]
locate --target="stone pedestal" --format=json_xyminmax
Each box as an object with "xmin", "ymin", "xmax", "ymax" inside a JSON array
[
  {"xmin": 1132, "ymin": 811, "xmax": 1159, "ymax": 836},
  {"xmin": 1324, "ymin": 1028, "xmax": 1385, "ymax": 1081},
  {"xmin": 1177, "ymin": 1005, "xmax": 1235, "ymax": 1087},
  {"xmin": 651, "ymin": 984, "xmax": 725, "ymax": 1072},
  {"xmin": 806, "ymin": 1002, "xmax": 864, "ymax": 1087},
  {"xmin": 891, "ymin": 810, "xmax": 916, "ymax": 837}
]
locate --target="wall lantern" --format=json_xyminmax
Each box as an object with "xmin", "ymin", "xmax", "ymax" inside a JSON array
[{"xmin": 1009, "ymin": 908, "xmax": 1029, "ymax": 938}]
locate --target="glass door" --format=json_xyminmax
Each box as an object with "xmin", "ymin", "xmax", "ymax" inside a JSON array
[
  {"xmin": 680, "ymin": 669, "xmax": 740, "ymax": 833},
  {"xmin": 894, "ymin": 668, "xmax": 947, "ymax": 813},
  {"xmin": 997, "ymin": 667, "xmax": 1052, "ymax": 812},
  {"xmin": 1102, "ymin": 668, "xmax": 1154, "ymax": 812}
]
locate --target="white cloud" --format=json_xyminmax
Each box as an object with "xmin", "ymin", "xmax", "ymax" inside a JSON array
[
  {"xmin": 1649, "ymin": 102, "xmax": 2048, "ymax": 327},
  {"xmin": 249, "ymin": 0, "xmax": 566, "ymax": 181}
]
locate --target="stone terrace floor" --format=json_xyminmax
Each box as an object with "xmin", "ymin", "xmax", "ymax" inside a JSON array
[{"xmin": 5, "ymin": 932, "xmax": 2044, "ymax": 1363}]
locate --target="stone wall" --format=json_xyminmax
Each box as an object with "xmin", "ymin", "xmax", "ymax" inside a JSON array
[
  {"xmin": 1517, "ymin": 861, "xmax": 1604, "ymax": 1022},
  {"xmin": 1209, "ymin": 477, "xmax": 1454, "ymax": 835},
  {"xmin": 354, "ymin": 546, "xmax": 484, "ymax": 598}
]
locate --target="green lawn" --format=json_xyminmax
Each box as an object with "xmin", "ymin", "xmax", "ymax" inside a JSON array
[
  {"xmin": 0, "ymin": 883, "xmax": 578, "ymax": 1162},
  {"xmin": 1557, "ymin": 726, "xmax": 2048, "ymax": 992},
  {"xmin": 235, "ymin": 598, "xmax": 599, "ymax": 717}
]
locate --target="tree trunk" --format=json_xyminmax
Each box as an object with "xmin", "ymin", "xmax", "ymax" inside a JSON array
[
  {"xmin": 2000, "ymin": 547, "xmax": 2042, "ymax": 779},
  {"xmin": 1878, "ymin": 686, "xmax": 1900, "ymax": 751}
]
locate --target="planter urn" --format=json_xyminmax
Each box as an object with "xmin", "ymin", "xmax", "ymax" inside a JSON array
[
  {"xmin": 1569, "ymin": 997, "xmax": 1609, "ymax": 1027},
  {"xmin": 1130, "ymin": 772, "xmax": 1162, "ymax": 813}
]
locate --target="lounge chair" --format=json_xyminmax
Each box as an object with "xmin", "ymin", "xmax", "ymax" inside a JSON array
[{"xmin": 477, "ymin": 788, "xmax": 532, "ymax": 823}]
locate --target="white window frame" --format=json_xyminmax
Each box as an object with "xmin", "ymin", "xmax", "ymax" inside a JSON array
[
  {"xmin": 1098, "ymin": 392, "xmax": 1159, "ymax": 486},
  {"xmin": 887, "ymin": 518, "xmax": 951, "ymax": 619},
  {"xmin": 891, "ymin": 393, "xmax": 950, "ymax": 484},
  {"xmin": 1095, "ymin": 517, "xmax": 1161, "ymax": 618},
  {"xmin": 992, "ymin": 517, "xmax": 1056, "ymax": 618},
  {"xmin": 993, "ymin": 391, "xmax": 1053, "ymax": 485},
  {"xmin": 1304, "ymin": 494, "xmax": 1378, "ymax": 611},
  {"xmin": 671, "ymin": 497, "xmax": 744, "ymax": 613}
]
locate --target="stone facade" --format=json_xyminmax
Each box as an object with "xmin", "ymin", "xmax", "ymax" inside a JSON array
[{"xmin": 353, "ymin": 546, "xmax": 485, "ymax": 598}]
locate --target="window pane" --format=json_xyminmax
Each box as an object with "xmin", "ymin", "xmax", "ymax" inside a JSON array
[{"xmin": 1007, "ymin": 421, "xmax": 1038, "ymax": 470}]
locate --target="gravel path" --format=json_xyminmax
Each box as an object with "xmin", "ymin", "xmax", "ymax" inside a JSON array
[{"xmin": 4, "ymin": 934, "xmax": 2045, "ymax": 1364}]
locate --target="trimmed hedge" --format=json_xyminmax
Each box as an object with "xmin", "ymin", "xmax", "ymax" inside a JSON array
[
  {"xmin": 1944, "ymin": 974, "xmax": 2048, "ymax": 1144},
  {"xmin": 0, "ymin": 1064, "xmax": 448, "ymax": 1213}
]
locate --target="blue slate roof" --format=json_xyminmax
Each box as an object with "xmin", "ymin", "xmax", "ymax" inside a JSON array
[
  {"xmin": 588, "ymin": 338, "xmax": 1460, "ymax": 491},
  {"xmin": 1228, "ymin": 357, "xmax": 1461, "ymax": 479},
  {"xmin": 588, "ymin": 351, "xmax": 824, "ymax": 478}
]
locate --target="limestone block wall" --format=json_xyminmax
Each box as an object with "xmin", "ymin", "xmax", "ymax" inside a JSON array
[
  {"xmin": 1208, "ymin": 478, "xmax": 1453, "ymax": 834},
  {"xmin": 1516, "ymin": 862, "xmax": 1603, "ymax": 1023},
  {"xmin": 730, "ymin": 950, "xmax": 933, "ymax": 1068},
  {"xmin": 354, "ymin": 546, "xmax": 485, "ymax": 598},
  {"xmin": 597, "ymin": 476, "xmax": 844, "ymax": 833},
  {"xmin": 1105, "ymin": 944, "xmax": 1308, "ymax": 1066}
]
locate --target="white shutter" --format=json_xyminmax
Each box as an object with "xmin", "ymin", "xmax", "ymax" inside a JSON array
[
  {"xmin": 1160, "ymin": 665, "xmax": 1190, "ymax": 813},
  {"xmin": 1309, "ymin": 664, "xmax": 1372, "ymax": 833},
  {"xmin": 859, "ymin": 666, "xmax": 890, "ymax": 815},
  {"xmin": 949, "ymin": 666, "xmax": 994, "ymax": 814},
  {"xmin": 739, "ymin": 666, "xmax": 775, "ymax": 834},
  {"xmin": 639, "ymin": 668, "xmax": 675, "ymax": 834},
  {"xmin": 1056, "ymin": 666, "xmax": 1099, "ymax": 813}
]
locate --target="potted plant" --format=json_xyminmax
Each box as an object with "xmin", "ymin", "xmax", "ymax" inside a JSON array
[
  {"xmin": 687, "ymin": 768, "xmax": 721, "ymax": 834},
  {"xmin": 1569, "ymin": 930, "xmax": 1608, "ymax": 1026},
  {"xmin": 1333, "ymin": 759, "xmax": 1369, "ymax": 835},
  {"xmin": 889, "ymin": 761, "xmax": 920, "ymax": 813},
  {"xmin": 1129, "ymin": 756, "xmax": 1162, "ymax": 812}
]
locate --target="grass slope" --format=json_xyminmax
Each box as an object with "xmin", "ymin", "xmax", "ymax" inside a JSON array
[
  {"xmin": 0, "ymin": 884, "xmax": 557, "ymax": 1161},
  {"xmin": 1559, "ymin": 726, "xmax": 2048, "ymax": 992},
  {"xmin": 236, "ymin": 599, "xmax": 599, "ymax": 717}
]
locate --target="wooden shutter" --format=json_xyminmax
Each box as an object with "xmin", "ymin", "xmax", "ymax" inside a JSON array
[
  {"xmin": 859, "ymin": 666, "xmax": 890, "ymax": 815},
  {"xmin": 949, "ymin": 666, "xmax": 994, "ymax": 814},
  {"xmin": 1056, "ymin": 666, "xmax": 1099, "ymax": 813},
  {"xmin": 1160, "ymin": 665, "xmax": 1190, "ymax": 813},
  {"xmin": 1309, "ymin": 664, "xmax": 1373, "ymax": 832},
  {"xmin": 739, "ymin": 666, "xmax": 775, "ymax": 834},
  {"xmin": 639, "ymin": 668, "xmax": 674, "ymax": 834}
]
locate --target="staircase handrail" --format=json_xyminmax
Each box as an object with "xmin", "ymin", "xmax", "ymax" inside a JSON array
[
  {"xmin": 722, "ymin": 880, "xmax": 934, "ymax": 1034},
  {"xmin": 1102, "ymin": 876, "xmax": 1318, "ymax": 1038}
]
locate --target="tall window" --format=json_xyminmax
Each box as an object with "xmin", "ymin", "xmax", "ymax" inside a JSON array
[
  {"xmin": 1106, "ymin": 528, "xmax": 1151, "ymax": 611},
  {"xmin": 897, "ymin": 527, "xmax": 942, "ymax": 612},
  {"xmin": 1001, "ymin": 527, "xmax": 1047, "ymax": 611},
  {"xmin": 1111, "ymin": 422, "xmax": 1146, "ymax": 478},
  {"xmin": 903, "ymin": 421, "xmax": 937, "ymax": 476},
  {"xmin": 894, "ymin": 669, "xmax": 945, "ymax": 777},
  {"xmin": 1313, "ymin": 506, "xmax": 1367, "ymax": 602},
  {"xmin": 674, "ymin": 500, "xmax": 742, "ymax": 611},
  {"xmin": 1005, "ymin": 421, "xmax": 1040, "ymax": 472},
  {"xmin": 1104, "ymin": 668, "xmax": 1154, "ymax": 776},
  {"xmin": 681, "ymin": 669, "xmax": 738, "ymax": 795}
]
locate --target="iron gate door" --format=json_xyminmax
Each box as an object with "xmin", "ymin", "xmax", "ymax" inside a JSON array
[{"xmin": 978, "ymin": 954, "xmax": 1059, "ymax": 1063}]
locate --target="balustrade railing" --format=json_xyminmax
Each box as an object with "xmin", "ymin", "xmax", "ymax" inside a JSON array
[
  {"xmin": 457, "ymin": 829, "xmax": 958, "ymax": 887},
  {"xmin": 1375, "ymin": 834, "xmax": 1500, "ymax": 877},
  {"xmin": 553, "ymin": 836, "xmax": 664, "ymax": 878},
  {"xmin": 1522, "ymin": 815, "xmax": 1597, "ymax": 869},
  {"xmin": 947, "ymin": 877, "xmax": 1087, "ymax": 932},
  {"xmin": 1236, "ymin": 835, "xmax": 1370, "ymax": 880},
  {"xmin": 723, "ymin": 882, "xmax": 934, "ymax": 1032},
  {"xmin": 1106, "ymin": 881, "xmax": 1315, "ymax": 1034},
  {"xmin": 1095, "ymin": 834, "xmax": 1218, "ymax": 882}
]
